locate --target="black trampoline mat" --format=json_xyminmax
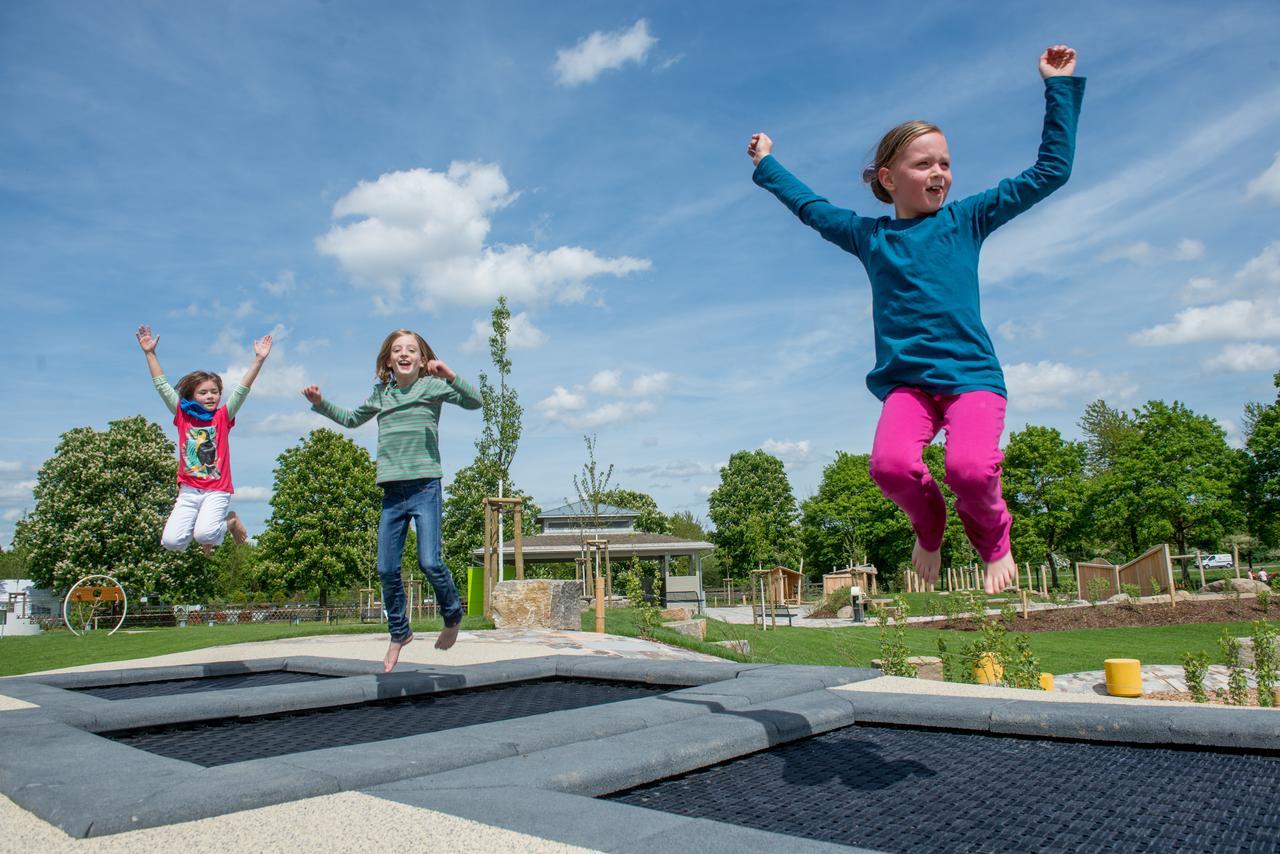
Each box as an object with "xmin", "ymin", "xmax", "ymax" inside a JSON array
[
  {"xmin": 75, "ymin": 670, "xmax": 334, "ymax": 700},
  {"xmin": 102, "ymin": 678, "xmax": 670, "ymax": 767},
  {"xmin": 607, "ymin": 723, "xmax": 1280, "ymax": 853}
]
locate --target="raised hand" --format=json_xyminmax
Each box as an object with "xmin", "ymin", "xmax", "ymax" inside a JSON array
[
  {"xmin": 747, "ymin": 132, "xmax": 773, "ymax": 167},
  {"xmin": 425, "ymin": 359, "xmax": 456, "ymax": 381},
  {"xmin": 1040, "ymin": 45, "xmax": 1077, "ymax": 78},
  {"xmin": 253, "ymin": 334, "xmax": 273, "ymax": 360},
  {"xmin": 136, "ymin": 324, "xmax": 159, "ymax": 353},
  {"xmin": 302, "ymin": 384, "xmax": 323, "ymax": 405}
]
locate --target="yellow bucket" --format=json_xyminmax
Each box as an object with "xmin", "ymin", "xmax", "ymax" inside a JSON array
[
  {"xmin": 1039, "ymin": 672, "xmax": 1054, "ymax": 691},
  {"xmin": 1104, "ymin": 658, "xmax": 1143, "ymax": 697},
  {"xmin": 973, "ymin": 652, "xmax": 1003, "ymax": 685}
]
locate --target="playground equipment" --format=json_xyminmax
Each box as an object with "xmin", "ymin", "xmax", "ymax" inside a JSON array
[
  {"xmin": 1105, "ymin": 658, "xmax": 1143, "ymax": 697},
  {"xmin": 823, "ymin": 563, "xmax": 877, "ymax": 597},
  {"xmin": 1076, "ymin": 545, "xmax": 1177, "ymax": 605},
  {"xmin": 750, "ymin": 565, "xmax": 804, "ymax": 629},
  {"xmin": 481, "ymin": 496, "xmax": 525, "ymax": 620},
  {"xmin": 62, "ymin": 574, "xmax": 127, "ymax": 636}
]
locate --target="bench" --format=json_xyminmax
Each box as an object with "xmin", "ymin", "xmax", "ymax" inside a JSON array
[{"xmin": 752, "ymin": 604, "xmax": 796, "ymax": 626}]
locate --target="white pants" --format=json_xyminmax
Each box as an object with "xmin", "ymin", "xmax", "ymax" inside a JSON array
[{"xmin": 161, "ymin": 486, "xmax": 231, "ymax": 551}]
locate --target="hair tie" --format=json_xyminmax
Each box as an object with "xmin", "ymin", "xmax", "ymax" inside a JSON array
[{"xmin": 861, "ymin": 164, "xmax": 877, "ymax": 183}]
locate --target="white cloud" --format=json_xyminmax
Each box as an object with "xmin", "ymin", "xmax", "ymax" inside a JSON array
[
  {"xmin": 629, "ymin": 372, "xmax": 671, "ymax": 396},
  {"xmin": 997, "ymin": 319, "xmax": 1044, "ymax": 342},
  {"xmin": 461, "ymin": 311, "xmax": 547, "ymax": 354},
  {"xmin": 625, "ymin": 460, "xmax": 720, "ymax": 478},
  {"xmin": 761, "ymin": 438, "xmax": 813, "ymax": 465},
  {"xmin": 0, "ymin": 480, "xmax": 37, "ymax": 500},
  {"xmin": 317, "ymin": 163, "xmax": 650, "ymax": 311},
  {"xmin": 1132, "ymin": 298, "xmax": 1280, "ymax": 345},
  {"xmin": 221, "ymin": 323, "xmax": 309, "ymax": 399},
  {"xmin": 2, "ymin": 508, "xmax": 24, "ymax": 522},
  {"xmin": 234, "ymin": 300, "xmax": 255, "ymax": 319},
  {"xmin": 536, "ymin": 386, "xmax": 587, "ymax": 419},
  {"xmin": 294, "ymin": 338, "xmax": 329, "ymax": 354},
  {"xmin": 1203, "ymin": 343, "xmax": 1280, "ymax": 373},
  {"xmin": 0, "ymin": 461, "xmax": 23, "ymax": 473},
  {"xmin": 1246, "ymin": 151, "xmax": 1280, "ymax": 205},
  {"xmin": 262, "ymin": 271, "xmax": 296, "ymax": 296},
  {"xmin": 588, "ymin": 370, "xmax": 622, "ymax": 395},
  {"xmin": 234, "ymin": 486, "xmax": 273, "ymax": 502},
  {"xmin": 1003, "ymin": 361, "xmax": 1136, "ymax": 411},
  {"xmin": 246, "ymin": 412, "xmax": 331, "ymax": 436},
  {"xmin": 1181, "ymin": 276, "xmax": 1218, "ymax": 303},
  {"xmin": 1099, "ymin": 238, "xmax": 1203, "ymax": 265},
  {"xmin": 553, "ymin": 19, "xmax": 656, "ymax": 87}
]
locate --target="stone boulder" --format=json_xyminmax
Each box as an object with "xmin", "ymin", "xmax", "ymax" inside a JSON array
[
  {"xmin": 659, "ymin": 607, "xmax": 693, "ymax": 621},
  {"xmin": 1200, "ymin": 578, "xmax": 1271, "ymax": 595},
  {"xmin": 1239, "ymin": 636, "xmax": 1280, "ymax": 667},
  {"xmin": 714, "ymin": 639, "xmax": 750, "ymax": 655},
  {"xmin": 664, "ymin": 619, "xmax": 706, "ymax": 641},
  {"xmin": 491, "ymin": 579, "xmax": 582, "ymax": 630},
  {"xmin": 836, "ymin": 605, "xmax": 853, "ymax": 619},
  {"xmin": 907, "ymin": 655, "xmax": 944, "ymax": 681}
]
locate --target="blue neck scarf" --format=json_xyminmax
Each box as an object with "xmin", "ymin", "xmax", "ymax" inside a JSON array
[{"xmin": 179, "ymin": 399, "xmax": 216, "ymax": 421}]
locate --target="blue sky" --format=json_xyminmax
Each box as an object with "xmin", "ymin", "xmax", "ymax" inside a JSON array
[{"xmin": 3, "ymin": 1, "xmax": 1279, "ymax": 547}]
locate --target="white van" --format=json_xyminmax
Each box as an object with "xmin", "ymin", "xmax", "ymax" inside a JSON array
[{"xmin": 1203, "ymin": 553, "xmax": 1234, "ymax": 568}]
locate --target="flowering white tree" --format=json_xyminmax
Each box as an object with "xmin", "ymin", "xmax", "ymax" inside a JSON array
[{"xmin": 14, "ymin": 416, "xmax": 214, "ymax": 599}]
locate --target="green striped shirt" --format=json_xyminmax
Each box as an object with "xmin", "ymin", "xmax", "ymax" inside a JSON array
[{"xmin": 312, "ymin": 375, "xmax": 482, "ymax": 484}]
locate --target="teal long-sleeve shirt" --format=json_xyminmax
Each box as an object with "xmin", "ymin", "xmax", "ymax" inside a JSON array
[{"xmin": 753, "ymin": 75, "xmax": 1085, "ymax": 401}]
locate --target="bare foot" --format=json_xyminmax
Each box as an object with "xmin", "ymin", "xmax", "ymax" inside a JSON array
[
  {"xmin": 200, "ymin": 543, "xmax": 215, "ymax": 556},
  {"xmin": 434, "ymin": 623, "xmax": 460, "ymax": 651},
  {"xmin": 912, "ymin": 541, "xmax": 942, "ymax": 585},
  {"xmin": 984, "ymin": 552, "xmax": 1018, "ymax": 594},
  {"xmin": 226, "ymin": 512, "xmax": 248, "ymax": 545},
  {"xmin": 383, "ymin": 634, "xmax": 413, "ymax": 672}
]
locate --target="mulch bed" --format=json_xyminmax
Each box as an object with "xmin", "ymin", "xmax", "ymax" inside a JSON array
[
  {"xmin": 921, "ymin": 598, "xmax": 1274, "ymax": 632},
  {"xmin": 1146, "ymin": 688, "xmax": 1278, "ymax": 708}
]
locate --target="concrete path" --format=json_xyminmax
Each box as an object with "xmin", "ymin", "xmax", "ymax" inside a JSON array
[{"xmin": 1053, "ymin": 663, "xmax": 1256, "ymax": 696}]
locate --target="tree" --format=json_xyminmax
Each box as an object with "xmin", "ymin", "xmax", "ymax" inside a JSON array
[
  {"xmin": 442, "ymin": 296, "xmax": 536, "ymax": 583},
  {"xmin": 598, "ymin": 488, "xmax": 670, "ymax": 534},
  {"xmin": 800, "ymin": 451, "xmax": 912, "ymax": 584},
  {"xmin": 255, "ymin": 429, "xmax": 380, "ymax": 605},
  {"xmin": 1001, "ymin": 425, "xmax": 1090, "ymax": 587},
  {"xmin": 572, "ymin": 434, "xmax": 615, "ymax": 531},
  {"xmin": 708, "ymin": 450, "xmax": 799, "ymax": 578},
  {"xmin": 1242, "ymin": 372, "xmax": 1280, "ymax": 549},
  {"xmin": 13, "ymin": 416, "xmax": 214, "ymax": 599},
  {"xmin": 1079, "ymin": 399, "xmax": 1138, "ymax": 476}
]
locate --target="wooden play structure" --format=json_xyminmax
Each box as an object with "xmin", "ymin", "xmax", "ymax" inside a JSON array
[
  {"xmin": 62, "ymin": 574, "xmax": 127, "ymax": 636},
  {"xmin": 750, "ymin": 566, "xmax": 804, "ymax": 629},
  {"xmin": 1076, "ymin": 544, "xmax": 1177, "ymax": 604},
  {"xmin": 823, "ymin": 563, "xmax": 877, "ymax": 597},
  {"xmin": 481, "ymin": 496, "xmax": 525, "ymax": 620}
]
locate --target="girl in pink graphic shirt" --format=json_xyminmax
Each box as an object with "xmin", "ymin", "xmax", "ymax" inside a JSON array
[{"xmin": 136, "ymin": 325, "xmax": 272, "ymax": 554}]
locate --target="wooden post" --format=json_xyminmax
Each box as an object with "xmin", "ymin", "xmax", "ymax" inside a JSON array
[
  {"xmin": 605, "ymin": 548, "xmax": 612, "ymax": 607},
  {"xmin": 1233, "ymin": 543, "xmax": 1240, "ymax": 580},
  {"xmin": 1165, "ymin": 544, "xmax": 1176, "ymax": 609},
  {"xmin": 594, "ymin": 549, "xmax": 605, "ymax": 634},
  {"xmin": 1196, "ymin": 549, "xmax": 1206, "ymax": 590},
  {"xmin": 512, "ymin": 505, "xmax": 524, "ymax": 580},
  {"xmin": 1021, "ymin": 590, "xmax": 1029, "ymax": 619},
  {"xmin": 482, "ymin": 501, "xmax": 493, "ymax": 620}
]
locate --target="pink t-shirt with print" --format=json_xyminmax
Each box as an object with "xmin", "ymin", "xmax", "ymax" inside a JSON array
[{"xmin": 173, "ymin": 406, "xmax": 235, "ymax": 493}]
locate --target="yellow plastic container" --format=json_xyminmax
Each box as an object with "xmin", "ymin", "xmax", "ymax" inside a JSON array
[
  {"xmin": 1039, "ymin": 672, "xmax": 1055, "ymax": 692},
  {"xmin": 973, "ymin": 652, "xmax": 1003, "ymax": 685},
  {"xmin": 1104, "ymin": 658, "xmax": 1143, "ymax": 697}
]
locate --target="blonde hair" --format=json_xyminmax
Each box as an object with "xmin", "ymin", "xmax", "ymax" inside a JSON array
[
  {"xmin": 862, "ymin": 120, "xmax": 943, "ymax": 204},
  {"xmin": 375, "ymin": 329, "xmax": 437, "ymax": 385},
  {"xmin": 175, "ymin": 371, "xmax": 223, "ymax": 400}
]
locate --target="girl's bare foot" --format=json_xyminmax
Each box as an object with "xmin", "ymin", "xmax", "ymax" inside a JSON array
[
  {"xmin": 912, "ymin": 541, "xmax": 942, "ymax": 584},
  {"xmin": 984, "ymin": 552, "xmax": 1018, "ymax": 594},
  {"xmin": 226, "ymin": 512, "xmax": 248, "ymax": 545},
  {"xmin": 434, "ymin": 623, "xmax": 460, "ymax": 651},
  {"xmin": 384, "ymin": 634, "xmax": 413, "ymax": 672},
  {"xmin": 200, "ymin": 543, "xmax": 215, "ymax": 556}
]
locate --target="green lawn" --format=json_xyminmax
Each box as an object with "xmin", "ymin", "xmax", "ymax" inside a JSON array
[
  {"xmin": 587, "ymin": 607, "xmax": 1263, "ymax": 675},
  {"xmin": 0, "ymin": 615, "xmax": 494, "ymax": 678}
]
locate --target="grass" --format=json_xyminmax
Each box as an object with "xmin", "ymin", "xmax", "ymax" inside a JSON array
[
  {"xmin": 587, "ymin": 607, "xmax": 1265, "ymax": 675},
  {"xmin": 0, "ymin": 615, "xmax": 494, "ymax": 678}
]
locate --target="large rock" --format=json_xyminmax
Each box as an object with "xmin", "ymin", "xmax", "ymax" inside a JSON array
[
  {"xmin": 659, "ymin": 607, "xmax": 693, "ymax": 621},
  {"xmin": 1200, "ymin": 578, "xmax": 1271, "ymax": 594},
  {"xmin": 664, "ymin": 619, "xmax": 706, "ymax": 640},
  {"xmin": 1239, "ymin": 636, "xmax": 1280, "ymax": 667},
  {"xmin": 714, "ymin": 639, "xmax": 750, "ymax": 655},
  {"xmin": 907, "ymin": 655, "xmax": 945, "ymax": 681},
  {"xmin": 491, "ymin": 579, "xmax": 582, "ymax": 630}
]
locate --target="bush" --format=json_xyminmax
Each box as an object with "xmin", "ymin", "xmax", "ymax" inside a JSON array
[
  {"xmin": 875, "ymin": 595, "xmax": 914, "ymax": 677},
  {"xmin": 1252, "ymin": 621, "xmax": 1277, "ymax": 708},
  {"xmin": 1257, "ymin": 588, "xmax": 1271, "ymax": 613},
  {"xmin": 1219, "ymin": 632, "xmax": 1249, "ymax": 706},
  {"xmin": 1120, "ymin": 583, "xmax": 1141, "ymax": 604},
  {"xmin": 1087, "ymin": 577, "xmax": 1111, "ymax": 606},
  {"xmin": 1182, "ymin": 651, "xmax": 1209, "ymax": 703}
]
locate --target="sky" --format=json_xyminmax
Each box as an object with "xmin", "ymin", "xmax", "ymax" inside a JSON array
[{"xmin": 2, "ymin": 1, "xmax": 1279, "ymax": 547}]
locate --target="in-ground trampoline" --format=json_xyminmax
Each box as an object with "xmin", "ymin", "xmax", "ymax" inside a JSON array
[{"xmin": 3, "ymin": 654, "xmax": 1279, "ymax": 852}]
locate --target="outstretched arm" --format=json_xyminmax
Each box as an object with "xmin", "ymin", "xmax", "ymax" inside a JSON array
[
  {"xmin": 750, "ymin": 138, "xmax": 865, "ymax": 258},
  {"xmin": 136, "ymin": 325, "xmax": 164, "ymax": 379},
  {"xmin": 963, "ymin": 46, "xmax": 1085, "ymax": 239},
  {"xmin": 304, "ymin": 384, "xmax": 381, "ymax": 427},
  {"xmin": 426, "ymin": 359, "xmax": 483, "ymax": 410},
  {"xmin": 239, "ymin": 334, "xmax": 273, "ymax": 389}
]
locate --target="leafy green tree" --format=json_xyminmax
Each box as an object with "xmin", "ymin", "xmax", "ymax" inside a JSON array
[
  {"xmin": 442, "ymin": 296, "xmax": 536, "ymax": 583},
  {"xmin": 13, "ymin": 416, "xmax": 213, "ymax": 599},
  {"xmin": 255, "ymin": 429, "xmax": 380, "ymax": 605},
  {"xmin": 0, "ymin": 543, "xmax": 29, "ymax": 580},
  {"xmin": 572, "ymin": 433, "xmax": 615, "ymax": 529},
  {"xmin": 1001, "ymin": 425, "xmax": 1090, "ymax": 587},
  {"xmin": 800, "ymin": 451, "xmax": 912, "ymax": 583},
  {"xmin": 598, "ymin": 488, "xmax": 670, "ymax": 534},
  {"xmin": 1093, "ymin": 401, "xmax": 1243, "ymax": 581},
  {"xmin": 1079, "ymin": 399, "xmax": 1138, "ymax": 476},
  {"xmin": 1242, "ymin": 372, "xmax": 1280, "ymax": 548},
  {"xmin": 708, "ymin": 450, "xmax": 799, "ymax": 578}
]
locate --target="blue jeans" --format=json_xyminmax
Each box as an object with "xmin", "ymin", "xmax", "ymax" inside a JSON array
[{"xmin": 377, "ymin": 478, "xmax": 463, "ymax": 642}]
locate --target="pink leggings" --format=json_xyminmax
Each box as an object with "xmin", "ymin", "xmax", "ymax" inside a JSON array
[{"xmin": 868, "ymin": 388, "xmax": 1011, "ymax": 563}]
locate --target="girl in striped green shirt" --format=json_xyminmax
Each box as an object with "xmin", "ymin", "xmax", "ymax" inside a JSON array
[{"xmin": 304, "ymin": 329, "xmax": 481, "ymax": 670}]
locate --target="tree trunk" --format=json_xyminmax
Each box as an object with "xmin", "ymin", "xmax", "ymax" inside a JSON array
[
  {"xmin": 319, "ymin": 588, "xmax": 329, "ymax": 607},
  {"xmin": 1047, "ymin": 552, "xmax": 1060, "ymax": 588}
]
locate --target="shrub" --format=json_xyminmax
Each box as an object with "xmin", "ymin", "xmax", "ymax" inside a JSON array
[
  {"xmin": 876, "ymin": 595, "xmax": 914, "ymax": 677},
  {"xmin": 1182, "ymin": 651, "xmax": 1209, "ymax": 703},
  {"xmin": 620, "ymin": 558, "xmax": 661, "ymax": 639},
  {"xmin": 1087, "ymin": 577, "xmax": 1111, "ymax": 606},
  {"xmin": 1252, "ymin": 621, "xmax": 1277, "ymax": 708},
  {"xmin": 1004, "ymin": 634, "xmax": 1044, "ymax": 690},
  {"xmin": 1258, "ymin": 588, "xmax": 1272, "ymax": 614},
  {"xmin": 1148, "ymin": 576, "xmax": 1163, "ymax": 596},
  {"xmin": 1120, "ymin": 583, "xmax": 1141, "ymax": 605},
  {"xmin": 936, "ymin": 636, "xmax": 972, "ymax": 683},
  {"xmin": 1219, "ymin": 632, "xmax": 1250, "ymax": 706}
]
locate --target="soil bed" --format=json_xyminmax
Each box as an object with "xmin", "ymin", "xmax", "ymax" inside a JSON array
[
  {"xmin": 921, "ymin": 598, "xmax": 1272, "ymax": 632},
  {"xmin": 1146, "ymin": 688, "xmax": 1278, "ymax": 708}
]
